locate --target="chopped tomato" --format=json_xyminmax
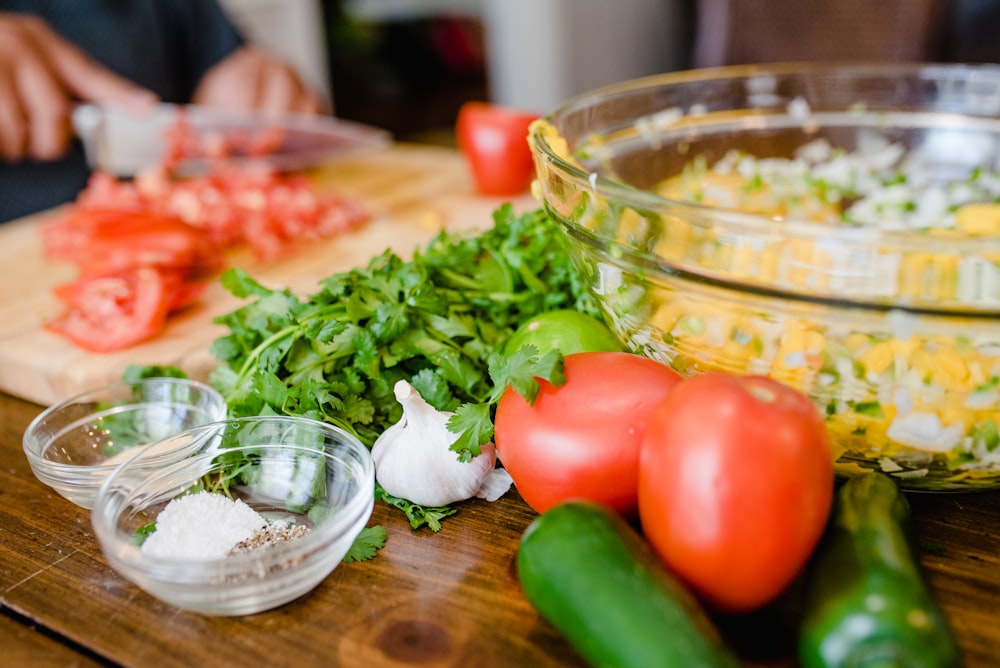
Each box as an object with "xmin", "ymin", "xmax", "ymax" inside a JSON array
[
  {"xmin": 456, "ymin": 102, "xmax": 539, "ymax": 196},
  {"xmin": 163, "ymin": 110, "xmax": 285, "ymax": 164},
  {"xmin": 41, "ymin": 208, "xmax": 156, "ymax": 259},
  {"xmin": 43, "ymin": 208, "xmax": 221, "ymax": 278},
  {"xmin": 41, "ymin": 113, "xmax": 371, "ymax": 352},
  {"xmin": 45, "ymin": 268, "xmax": 173, "ymax": 353},
  {"xmin": 74, "ymin": 165, "xmax": 369, "ymax": 260},
  {"xmin": 159, "ymin": 270, "xmax": 209, "ymax": 312},
  {"xmin": 53, "ymin": 268, "xmax": 208, "ymax": 314}
]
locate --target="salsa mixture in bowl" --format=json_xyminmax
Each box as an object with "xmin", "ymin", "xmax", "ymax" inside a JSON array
[{"xmin": 530, "ymin": 62, "xmax": 1000, "ymax": 490}]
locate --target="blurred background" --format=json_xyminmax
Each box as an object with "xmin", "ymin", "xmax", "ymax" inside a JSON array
[
  {"xmin": 218, "ymin": 0, "xmax": 1000, "ymax": 145},
  {"xmin": 217, "ymin": 0, "xmax": 691, "ymax": 144}
]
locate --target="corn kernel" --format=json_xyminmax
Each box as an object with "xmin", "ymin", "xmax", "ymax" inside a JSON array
[
  {"xmin": 859, "ymin": 342, "xmax": 894, "ymax": 376},
  {"xmin": 928, "ymin": 348, "xmax": 970, "ymax": 390},
  {"xmin": 955, "ymin": 203, "xmax": 1000, "ymax": 236},
  {"xmin": 615, "ymin": 208, "xmax": 649, "ymax": 246},
  {"xmin": 939, "ymin": 396, "xmax": 972, "ymax": 429},
  {"xmin": 844, "ymin": 333, "xmax": 871, "ymax": 352},
  {"xmin": 899, "ymin": 253, "xmax": 958, "ymax": 300},
  {"xmin": 888, "ymin": 337, "xmax": 920, "ymax": 359},
  {"xmin": 756, "ymin": 246, "xmax": 781, "ymax": 282}
]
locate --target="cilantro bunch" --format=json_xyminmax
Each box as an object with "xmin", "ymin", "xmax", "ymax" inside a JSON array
[{"xmin": 208, "ymin": 205, "xmax": 599, "ymax": 528}]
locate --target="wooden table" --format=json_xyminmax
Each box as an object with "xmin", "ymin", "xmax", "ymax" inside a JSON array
[
  {"xmin": 4, "ymin": 388, "xmax": 1000, "ymax": 667},
  {"xmin": 2, "ymin": 145, "xmax": 1000, "ymax": 667}
]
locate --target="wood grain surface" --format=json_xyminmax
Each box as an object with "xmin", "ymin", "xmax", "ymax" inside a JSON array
[
  {"xmin": 3, "ymin": 144, "xmax": 1000, "ymax": 667},
  {"xmin": 0, "ymin": 143, "xmax": 534, "ymax": 407},
  {"xmin": 4, "ymin": 386, "xmax": 1000, "ymax": 667}
]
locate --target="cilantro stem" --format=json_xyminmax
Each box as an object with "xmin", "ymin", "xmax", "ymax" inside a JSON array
[
  {"xmin": 235, "ymin": 325, "xmax": 298, "ymax": 383},
  {"xmin": 211, "ymin": 205, "xmax": 601, "ymax": 529}
]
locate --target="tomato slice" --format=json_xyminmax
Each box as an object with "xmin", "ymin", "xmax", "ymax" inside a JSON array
[
  {"xmin": 45, "ymin": 268, "xmax": 172, "ymax": 353},
  {"xmin": 43, "ymin": 208, "xmax": 221, "ymax": 278},
  {"xmin": 41, "ymin": 208, "xmax": 142, "ymax": 260},
  {"xmin": 79, "ymin": 221, "xmax": 219, "ymax": 278},
  {"xmin": 159, "ymin": 269, "xmax": 209, "ymax": 312},
  {"xmin": 54, "ymin": 268, "xmax": 208, "ymax": 315},
  {"xmin": 456, "ymin": 101, "xmax": 539, "ymax": 196}
]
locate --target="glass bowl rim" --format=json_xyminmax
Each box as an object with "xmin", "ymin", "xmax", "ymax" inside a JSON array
[
  {"xmin": 21, "ymin": 376, "xmax": 226, "ymax": 469},
  {"xmin": 530, "ymin": 61, "xmax": 1000, "ymax": 317},
  {"xmin": 91, "ymin": 415, "xmax": 375, "ymax": 576}
]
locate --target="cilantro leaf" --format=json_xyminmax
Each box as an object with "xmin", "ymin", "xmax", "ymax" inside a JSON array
[
  {"xmin": 123, "ymin": 364, "xmax": 188, "ymax": 382},
  {"xmin": 487, "ymin": 347, "xmax": 565, "ymax": 404},
  {"xmin": 376, "ymin": 485, "xmax": 457, "ymax": 532},
  {"xmin": 447, "ymin": 403, "xmax": 493, "ymax": 461},
  {"xmin": 209, "ymin": 205, "xmax": 600, "ymax": 529},
  {"xmin": 343, "ymin": 525, "xmax": 387, "ymax": 562}
]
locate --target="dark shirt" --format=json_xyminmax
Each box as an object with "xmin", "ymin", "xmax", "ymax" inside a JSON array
[{"xmin": 0, "ymin": 0, "xmax": 243, "ymax": 222}]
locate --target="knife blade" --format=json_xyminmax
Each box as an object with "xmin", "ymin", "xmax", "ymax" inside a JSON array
[{"xmin": 71, "ymin": 103, "xmax": 391, "ymax": 177}]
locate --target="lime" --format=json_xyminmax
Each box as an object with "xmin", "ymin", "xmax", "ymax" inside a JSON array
[{"xmin": 504, "ymin": 310, "xmax": 625, "ymax": 357}]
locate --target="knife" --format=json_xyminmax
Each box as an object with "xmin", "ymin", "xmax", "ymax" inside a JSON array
[{"xmin": 71, "ymin": 103, "xmax": 391, "ymax": 177}]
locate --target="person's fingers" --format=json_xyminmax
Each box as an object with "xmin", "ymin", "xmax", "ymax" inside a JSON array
[
  {"xmin": 8, "ymin": 23, "xmax": 74, "ymax": 159},
  {"xmin": 0, "ymin": 12, "xmax": 158, "ymax": 162},
  {"xmin": 255, "ymin": 60, "xmax": 299, "ymax": 114},
  {"xmin": 0, "ymin": 15, "xmax": 50, "ymax": 160},
  {"xmin": 254, "ymin": 56, "xmax": 325, "ymax": 114},
  {"xmin": 282, "ymin": 75, "xmax": 325, "ymax": 115},
  {"xmin": 191, "ymin": 48, "xmax": 256, "ymax": 110},
  {"xmin": 193, "ymin": 46, "xmax": 325, "ymax": 115},
  {"xmin": 17, "ymin": 58, "xmax": 73, "ymax": 160},
  {"xmin": 0, "ymin": 63, "xmax": 28, "ymax": 161},
  {"xmin": 17, "ymin": 13, "xmax": 157, "ymax": 112}
]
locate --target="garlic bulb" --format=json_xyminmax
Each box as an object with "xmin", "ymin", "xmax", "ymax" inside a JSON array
[{"xmin": 371, "ymin": 380, "xmax": 511, "ymax": 507}]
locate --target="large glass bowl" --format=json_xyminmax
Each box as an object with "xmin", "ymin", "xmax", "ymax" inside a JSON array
[
  {"xmin": 529, "ymin": 62, "xmax": 1000, "ymax": 491},
  {"xmin": 91, "ymin": 415, "xmax": 375, "ymax": 616}
]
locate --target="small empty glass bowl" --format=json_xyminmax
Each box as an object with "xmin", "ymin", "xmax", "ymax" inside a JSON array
[
  {"xmin": 90, "ymin": 415, "xmax": 376, "ymax": 616},
  {"xmin": 22, "ymin": 378, "xmax": 226, "ymax": 508}
]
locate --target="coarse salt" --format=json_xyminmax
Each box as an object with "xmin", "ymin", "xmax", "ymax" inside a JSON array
[{"xmin": 141, "ymin": 491, "xmax": 266, "ymax": 560}]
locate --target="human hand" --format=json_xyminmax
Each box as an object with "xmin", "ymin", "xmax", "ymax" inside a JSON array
[
  {"xmin": 0, "ymin": 12, "xmax": 158, "ymax": 162},
  {"xmin": 192, "ymin": 45, "xmax": 326, "ymax": 115}
]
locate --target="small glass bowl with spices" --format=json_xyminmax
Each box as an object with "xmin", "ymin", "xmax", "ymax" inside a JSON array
[
  {"xmin": 22, "ymin": 377, "xmax": 226, "ymax": 508},
  {"xmin": 90, "ymin": 415, "xmax": 376, "ymax": 616}
]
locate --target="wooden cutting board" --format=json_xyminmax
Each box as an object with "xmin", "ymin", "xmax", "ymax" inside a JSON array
[{"xmin": 0, "ymin": 143, "xmax": 536, "ymax": 407}]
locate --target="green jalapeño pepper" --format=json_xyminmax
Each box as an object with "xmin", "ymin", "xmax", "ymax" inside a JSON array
[{"xmin": 798, "ymin": 472, "xmax": 959, "ymax": 668}]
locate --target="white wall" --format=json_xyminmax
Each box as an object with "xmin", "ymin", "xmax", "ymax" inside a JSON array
[
  {"xmin": 482, "ymin": 0, "xmax": 687, "ymax": 114},
  {"xmin": 343, "ymin": 0, "xmax": 482, "ymax": 21},
  {"xmin": 217, "ymin": 0, "xmax": 334, "ymax": 110},
  {"xmin": 220, "ymin": 0, "xmax": 687, "ymax": 119}
]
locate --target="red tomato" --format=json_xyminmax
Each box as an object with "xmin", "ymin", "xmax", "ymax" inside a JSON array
[
  {"xmin": 42, "ymin": 208, "xmax": 160, "ymax": 259},
  {"xmin": 43, "ymin": 208, "xmax": 221, "ymax": 278},
  {"xmin": 79, "ymin": 222, "xmax": 218, "ymax": 278},
  {"xmin": 54, "ymin": 268, "xmax": 208, "ymax": 315},
  {"xmin": 638, "ymin": 373, "xmax": 834, "ymax": 614},
  {"xmin": 45, "ymin": 267, "xmax": 172, "ymax": 353},
  {"xmin": 494, "ymin": 352, "xmax": 683, "ymax": 516},
  {"xmin": 73, "ymin": 166, "xmax": 370, "ymax": 261},
  {"xmin": 158, "ymin": 269, "xmax": 209, "ymax": 312},
  {"xmin": 456, "ymin": 101, "xmax": 538, "ymax": 196}
]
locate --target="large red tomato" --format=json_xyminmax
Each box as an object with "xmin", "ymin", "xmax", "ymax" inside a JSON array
[
  {"xmin": 456, "ymin": 101, "xmax": 538, "ymax": 196},
  {"xmin": 494, "ymin": 352, "xmax": 682, "ymax": 516},
  {"xmin": 638, "ymin": 373, "xmax": 834, "ymax": 613}
]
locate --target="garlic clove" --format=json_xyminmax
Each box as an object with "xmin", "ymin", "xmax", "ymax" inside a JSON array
[
  {"xmin": 476, "ymin": 468, "xmax": 514, "ymax": 502},
  {"xmin": 371, "ymin": 380, "xmax": 506, "ymax": 507}
]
